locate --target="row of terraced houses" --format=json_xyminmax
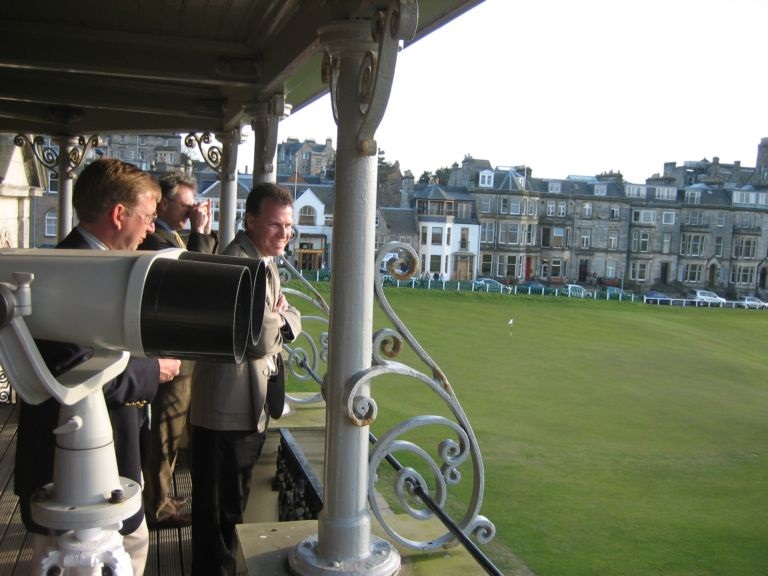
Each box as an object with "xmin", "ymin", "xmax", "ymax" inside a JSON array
[
  {"xmin": 396, "ymin": 137, "xmax": 768, "ymax": 297},
  {"xmin": 4, "ymin": 134, "xmax": 768, "ymax": 298},
  {"xmin": 280, "ymin": 136, "xmax": 768, "ymax": 298}
]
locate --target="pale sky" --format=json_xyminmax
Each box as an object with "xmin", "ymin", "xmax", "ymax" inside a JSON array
[{"xmin": 238, "ymin": 0, "xmax": 768, "ymax": 184}]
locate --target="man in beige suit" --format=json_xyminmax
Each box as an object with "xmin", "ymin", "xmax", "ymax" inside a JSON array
[{"xmin": 189, "ymin": 183, "xmax": 301, "ymax": 576}]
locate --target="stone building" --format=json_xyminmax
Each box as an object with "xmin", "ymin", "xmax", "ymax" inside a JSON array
[
  {"xmin": 454, "ymin": 138, "xmax": 768, "ymax": 297},
  {"xmin": 0, "ymin": 137, "xmax": 44, "ymax": 248},
  {"xmin": 276, "ymin": 137, "xmax": 335, "ymax": 178}
]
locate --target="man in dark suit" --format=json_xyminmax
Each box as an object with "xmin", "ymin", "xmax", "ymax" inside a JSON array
[
  {"xmin": 14, "ymin": 158, "xmax": 181, "ymax": 575},
  {"xmin": 139, "ymin": 171, "xmax": 216, "ymax": 529}
]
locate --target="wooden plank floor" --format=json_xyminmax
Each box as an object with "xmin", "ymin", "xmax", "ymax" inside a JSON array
[
  {"xmin": 0, "ymin": 402, "xmax": 194, "ymax": 576},
  {"xmin": 0, "ymin": 402, "xmax": 34, "ymax": 576},
  {"xmin": 145, "ymin": 448, "xmax": 193, "ymax": 576}
]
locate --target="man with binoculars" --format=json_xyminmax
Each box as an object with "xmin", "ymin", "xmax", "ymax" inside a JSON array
[{"xmin": 139, "ymin": 171, "xmax": 217, "ymax": 531}]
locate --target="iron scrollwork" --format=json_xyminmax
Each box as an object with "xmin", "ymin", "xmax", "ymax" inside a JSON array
[
  {"xmin": 277, "ymin": 256, "xmax": 329, "ymax": 406},
  {"xmin": 344, "ymin": 241, "xmax": 496, "ymax": 551},
  {"xmin": 13, "ymin": 134, "xmax": 99, "ymax": 178},
  {"xmin": 275, "ymin": 241, "xmax": 495, "ymax": 551},
  {"xmin": 184, "ymin": 132, "xmax": 222, "ymax": 173}
]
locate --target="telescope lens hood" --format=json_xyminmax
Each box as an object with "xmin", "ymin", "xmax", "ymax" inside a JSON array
[
  {"xmin": 141, "ymin": 258, "xmax": 251, "ymax": 363},
  {"xmin": 178, "ymin": 252, "xmax": 267, "ymax": 346}
]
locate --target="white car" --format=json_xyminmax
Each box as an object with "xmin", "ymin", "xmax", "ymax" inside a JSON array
[
  {"xmin": 473, "ymin": 278, "xmax": 511, "ymax": 294},
  {"xmin": 735, "ymin": 296, "xmax": 768, "ymax": 309},
  {"xmin": 562, "ymin": 284, "xmax": 592, "ymax": 298},
  {"xmin": 689, "ymin": 289, "xmax": 726, "ymax": 306}
]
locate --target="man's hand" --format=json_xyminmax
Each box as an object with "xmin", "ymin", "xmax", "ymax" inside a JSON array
[
  {"xmin": 189, "ymin": 199, "xmax": 212, "ymax": 235},
  {"xmin": 158, "ymin": 358, "xmax": 181, "ymax": 383},
  {"xmin": 274, "ymin": 292, "xmax": 288, "ymax": 314}
]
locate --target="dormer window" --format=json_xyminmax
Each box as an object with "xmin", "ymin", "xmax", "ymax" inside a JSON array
[
  {"xmin": 625, "ymin": 184, "xmax": 646, "ymax": 199},
  {"xmin": 594, "ymin": 184, "xmax": 607, "ymax": 196},
  {"xmin": 479, "ymin": 170, "xmax": 493, "ymax": 188},
  {"xmin": 299, "ymin": 205, "xmax": 316, "ymax": 225},
  {"xmin": 548, "ymin": 181, "xmax": 561, "ymax": 194}
]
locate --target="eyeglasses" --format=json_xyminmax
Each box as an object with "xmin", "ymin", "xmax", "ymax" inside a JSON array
[{"xmin": 127, "ymin": 207, "xmax": 157, "ymax": 225}]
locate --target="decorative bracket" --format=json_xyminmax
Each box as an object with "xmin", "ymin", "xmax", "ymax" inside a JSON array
[
  {"xmin": 249, "ymin": 93, "xmax": 286, "ymax": 175},
  {"xmin": 357, "ymin": 0, "xmax": 418, "ymax": 156},
  {"xmin": 184, "ymin": 132, "xmax": 222, "ymax": 174},
  {"xmin": 321, "ymin": 0, "xmax": 419, "ymax": 156},
  {"xmin": 13, "ymin": 134, "xmax": 100, "ymax": 178}
]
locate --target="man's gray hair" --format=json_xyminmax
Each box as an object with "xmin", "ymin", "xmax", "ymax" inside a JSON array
[{"xmin": 158, "ymin": 170, "xmax": 197, "ymax": 200}]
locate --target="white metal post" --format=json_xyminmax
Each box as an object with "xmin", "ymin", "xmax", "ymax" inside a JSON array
[
  {"xmin": 216, "ymin": 128, "xmax": 240, "ymax": 250},
  {"xmin": 55, "ymin": 135, "xmax": 77, "ymax": 241},
  {"xmin": 289, "ymin": 16, "xmax": 402, "ymax": 576}
]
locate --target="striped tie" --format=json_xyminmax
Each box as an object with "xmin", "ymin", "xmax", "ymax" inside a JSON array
[{"xmin": 172, "ymin": 230, "xmax": 186, "ymax": 248}]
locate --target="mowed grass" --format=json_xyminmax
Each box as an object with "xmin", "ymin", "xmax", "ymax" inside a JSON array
[{"xmin": 288, "ymin": 284, "xmax": 768, "ymax": 575}]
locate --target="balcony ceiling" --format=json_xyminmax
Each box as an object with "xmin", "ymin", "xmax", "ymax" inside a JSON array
[{"xmin": 0, "ymin": 0, "xmax": 482, "ymax": 135}]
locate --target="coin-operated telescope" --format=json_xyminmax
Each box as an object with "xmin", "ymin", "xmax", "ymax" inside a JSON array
[{"xmin": 0, "ymin": 248, "xmax": 266, "ymax": 575}]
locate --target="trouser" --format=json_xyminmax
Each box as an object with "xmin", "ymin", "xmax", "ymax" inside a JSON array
[
  {"xmin": 142, "ymin": 373, "xmax": 192, "ymax": 523},
  {"xmin": 191, "ymin": 425, "xmax": 266, "ymax": 576}
]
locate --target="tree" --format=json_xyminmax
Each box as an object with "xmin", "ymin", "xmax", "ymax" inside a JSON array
[
  {"xmin": 418, "ymin": 167, "xmax": 450, "ymax": 185},
  {"xmin": 377, "ymin": 148, "xmax": 393, "ymax": 169},
  {"xmin": 434, "ymin": 166, "xmax": 450, "ymax": 185}
]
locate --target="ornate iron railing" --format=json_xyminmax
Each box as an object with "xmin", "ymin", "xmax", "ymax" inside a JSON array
[{"xmin": 276, "ymin": 243, "xmax": 497, "ymax": 558}]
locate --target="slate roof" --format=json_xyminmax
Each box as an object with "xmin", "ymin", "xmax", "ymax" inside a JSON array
[
  {"xmin": 688, "ymin": 183, "xmax": 731, "ymax": 206},
  {"xmin": 379, "ymin": 207, "xmax": 418, "ymax": 236},
  {"xmin": 200, "ymin": 173, "xmax": 336, "ymax": 211},
  {"xmin": 412, "ymin": 184, "xmax": 474, "ymax": 201}
]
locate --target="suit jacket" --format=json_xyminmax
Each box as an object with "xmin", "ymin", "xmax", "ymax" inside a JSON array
[
  {"xmin": 138, "ymin": 226, "xmax": 217, "ymax": 253},
  {"xmin": 139, "ymin": 225, "xmax": 216, "ymax": 377},
  {"xmin": 14, "ymin": 228, "xmax": 160, "ymax": 535},
  {"xmin": 190, "ymin": 230, "xmax": 301, "ymax": 432}
]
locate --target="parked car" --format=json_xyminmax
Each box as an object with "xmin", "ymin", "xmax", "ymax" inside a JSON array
[
  {"xmin": 689, "ymin": 289, "xmax": 726, "ymax": 306},
  {"xmin": 734, "ymin": 296, "xmax": 768, "ymax": 309},
  {"xmin": 516, "ymin": 280, "xmax": 548, "ymax": 294},
  {"xmin": 605, "ymin": 286, "xmax": 633, "ymax": 300},
  {"xmin": 473, "ymin": 277, "xmax": 511, "ymax": 293},
  {"xmin": 561, "ymin": 283, "xmax": 592, "ymax": 298},
  {"xmin": 644, "ymin": 290, "xmax": 671, "ymax": 305}
]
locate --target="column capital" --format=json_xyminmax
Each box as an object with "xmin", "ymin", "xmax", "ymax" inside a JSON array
[{"xmin": 319, "ymin": 1, "xmax": 418, "ymax": 156}]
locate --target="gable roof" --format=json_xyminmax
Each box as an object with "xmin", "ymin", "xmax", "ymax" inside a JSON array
[{"xmin": 412, "ymin": 184, "xmax": 474, "ymax": 201}]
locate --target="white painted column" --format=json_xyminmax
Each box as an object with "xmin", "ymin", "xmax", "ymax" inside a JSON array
[
  {"xmin": 216, "ymin": 128, "xmax": 240, "ymax": 250},
  {"xmin": 290, "ymin": 3, "xmax": 416, "ymax": 571},
  {"xmin": 317, "ymin": 20, "xmax": 380, "ymax": 564},
  {"xmin": 250, "ymin": 95, "xmax": 284, "ymax": 185},
  {"xmin": 55, "ymin": 135, "xmax": 77, "ymax": 241}
]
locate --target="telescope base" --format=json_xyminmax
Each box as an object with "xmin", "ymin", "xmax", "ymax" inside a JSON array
[
  {"xmin": 288, "ymin": 534, "xmax": 400, "ymax": 576},
  {"xmin": 32, "ymin": 477, "xmax": 142, "ymax": 531},
  {"xmin": 40, "ymin": 528, "xmax": 133, "ymax": 576}
]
